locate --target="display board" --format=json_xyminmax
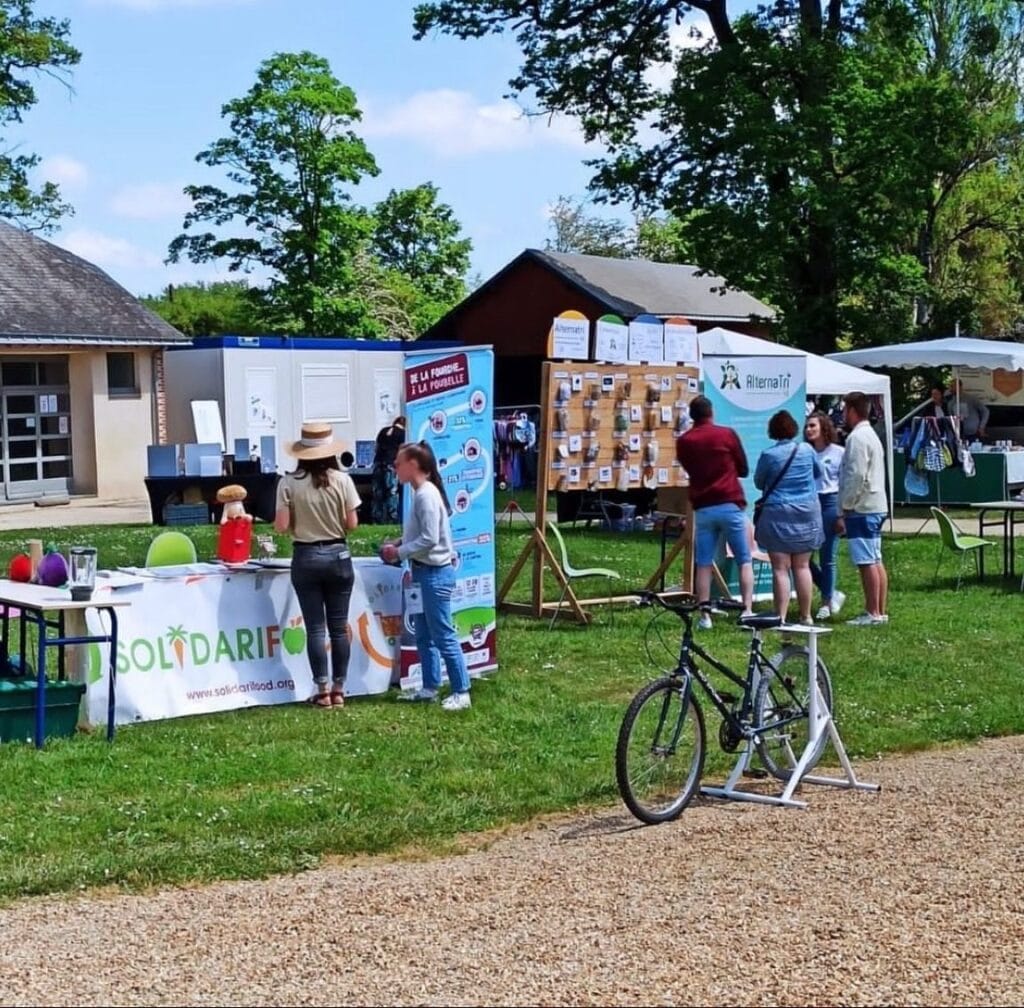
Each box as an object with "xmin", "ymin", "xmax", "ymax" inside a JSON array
[{"xmin": 542, "ymin": 362, "xmax": 700, "ymax": 494}]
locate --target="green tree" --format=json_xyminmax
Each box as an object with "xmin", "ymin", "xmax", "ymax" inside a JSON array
[
  {"xmin": 544, "ymin": 195, "xmax": 633, "ymax": 257},
  {"xmin": 545, "ymin": 195, "xmax": 697, "ymax": 263},
  {"xmin": 168, "ymin": 51, "xmax": 379, "ymax": 337},
  {"xmin": 370, "ymin": 182, "xmax": 472, "ymax": 332},
  {"xmin": 414, "ymin": 0, "xmax": 1011, "ymax": 354},
  {"xmin": 140, "ymin": 281, "xmax": 263, "ymax": 337},
  {"xmin": 0, "ymin": 0, "xmax": 80, "ymax": 232},
  {"xmin": 910, "ymin": 0, "xmax": 1024, "ymax": 338}
]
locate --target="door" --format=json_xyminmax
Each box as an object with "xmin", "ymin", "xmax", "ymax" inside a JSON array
[{"xmin": 0, "ymin": 356, "xmax": 72, "ymax": 500}]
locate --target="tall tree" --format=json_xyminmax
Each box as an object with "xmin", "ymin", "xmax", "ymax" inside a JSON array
[
  {"xmin": 910, "ymin": 0, "xmax": 1024, "ymax": 337},
  {"xmin": 414, "ymin": 0, "xmax": 1008, "ymax": 354},
  {"xmin": 370, "ymin": 182, "xmax": 472, "ymax": 330},
  {"xmin": 168, "ymin": 51, "xmax": 379, "ymax": 336},
  {"xmin": 0, "ymin": 0, "xmax": 80, "ymax": 232}
]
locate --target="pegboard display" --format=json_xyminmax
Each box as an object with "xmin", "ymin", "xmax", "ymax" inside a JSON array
[{"xmin": 541, "ymin": 362, "xmax": 700, "ymax": 493}]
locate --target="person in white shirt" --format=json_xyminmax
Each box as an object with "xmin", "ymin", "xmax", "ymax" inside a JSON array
[
  {"xmin": 805, "ymin": 412, "xmax": 846, "ymax": 620},
  {"xmin": 836, "ymin": 392, "xmax": 889, "ymax": 626}
]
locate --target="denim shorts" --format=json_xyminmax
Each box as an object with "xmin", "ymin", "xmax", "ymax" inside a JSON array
[
  {"xmin": 694, "ymin": 502, "xmax": 752, "ymax": 567},
  {"xmin": 845, "ymin": 512, "xmax": 885, "ymax": 565}
]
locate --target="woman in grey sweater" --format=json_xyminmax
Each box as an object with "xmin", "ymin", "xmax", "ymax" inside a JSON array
[{"xmin": 380, "ymin": 442, "xmax": 471, "ymax": 711}]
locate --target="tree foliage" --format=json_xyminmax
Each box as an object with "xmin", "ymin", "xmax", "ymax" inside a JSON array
[
  {"xmin": 140, "ymin": 281, "xmax": 263, "ymax": 338},
  {"xmin": 169, "ymin": 52, "xmax": 472, "ymax": 339},
  {"xmin": 370, "ymin": 182, "xmax": 472, "ymax": 332},
  {"xmin": 545, "ymin": 194, "xmax": 696, "ymax": 263},
  {"xmin": 0, "ymin": 0, "xmax": 80, "ymax": 232},
  {"xmin": 415, "ymin": 0, "xmax": 1024, "ymax": 352},
  {"xmin": 168, "ymin": 51, "xmax": 380, "ymax": 337}
]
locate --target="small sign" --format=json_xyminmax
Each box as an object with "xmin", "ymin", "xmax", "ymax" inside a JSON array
[{"xmin": 550, "ymin": 315, "xmax": 590, "ymax": 360}]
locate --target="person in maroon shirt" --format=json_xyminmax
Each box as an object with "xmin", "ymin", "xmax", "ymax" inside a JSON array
[{"xmin": 675, "ymin": 395, "xmax": 753, "ymax": 627}]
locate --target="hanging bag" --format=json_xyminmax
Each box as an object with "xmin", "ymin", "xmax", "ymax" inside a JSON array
[{"xmin": 752, "ymin": 444, "xmax": 799, "ymax": 530}]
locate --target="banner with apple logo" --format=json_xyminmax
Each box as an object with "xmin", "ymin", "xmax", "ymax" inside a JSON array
[
  {"xmin": 82, "ymin": 559, "xmax": 404, "ymax": 725},
  {"xmin": 401, "ymin": 346, "xmax": 497, "ymax": 688}
]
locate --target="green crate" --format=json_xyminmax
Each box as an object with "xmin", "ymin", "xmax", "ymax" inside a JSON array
[{"xmin": 0, "ymin": 677, "xmax": 86, "ymax": 744}]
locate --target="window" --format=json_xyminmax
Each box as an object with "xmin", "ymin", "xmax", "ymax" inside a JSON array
[{"xmin": 106, "ymin": 352, "xmax": 139, "ymax": 396}]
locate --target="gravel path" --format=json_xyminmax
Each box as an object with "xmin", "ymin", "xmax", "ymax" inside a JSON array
[{"xmin": 2, "ymin": 737, "xmax": 1023, "ymax": 1007}]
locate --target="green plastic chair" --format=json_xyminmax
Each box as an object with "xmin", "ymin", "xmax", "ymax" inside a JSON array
[
  {"xmin": 145, "ymin": 530, "xmax": 198, "ymax": 568},
  {"xmin": 545, "ymin": 521, "xmax": 621, "ymax": 628},
  {"xmin": 930, "ymin": 507, "xmax": 992, "ymax": 591}
]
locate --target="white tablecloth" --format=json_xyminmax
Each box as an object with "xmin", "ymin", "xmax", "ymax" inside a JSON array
[
  {"xmin": 83, "ymin": 558, "xmax": 404, "ymax": 725},
  {"xmin": 1004, "ymin": 451, "xmax": 1024, "ymax": 485}
]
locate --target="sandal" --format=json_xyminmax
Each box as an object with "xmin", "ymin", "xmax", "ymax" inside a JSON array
[
  {"xmin": 330, "ymin": 690, "xmax": 345, "ymax": 708},
  {"xmin": 310, "ymin": 690, "xmax": 332, "ymax": 708}
]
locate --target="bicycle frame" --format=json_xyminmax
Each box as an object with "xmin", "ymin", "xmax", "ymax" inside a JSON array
[{"xmin": 666, "ymin": 617, "xmax": 812, "ymax": 742}]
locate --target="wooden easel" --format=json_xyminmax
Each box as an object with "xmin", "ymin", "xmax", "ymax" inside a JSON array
[{"xmin": 498, "ymin": 359, "xmax": 590, "ymax": 622}]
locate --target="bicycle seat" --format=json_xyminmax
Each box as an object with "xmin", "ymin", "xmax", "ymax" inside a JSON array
[{"xmin": 737, "ymin": 613, "xmax": 783, "ymax": 630}]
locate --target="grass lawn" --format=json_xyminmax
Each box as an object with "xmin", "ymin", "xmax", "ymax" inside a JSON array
[{"xmin": 0, "ymin": 519, "xmax": 1021, "ymax": 903}]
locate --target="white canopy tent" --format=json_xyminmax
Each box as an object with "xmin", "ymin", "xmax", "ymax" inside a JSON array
[
  {"xmin": 697, "ymin": 327, "xmax": 894, "ymax": 506},
  {"xmin": 827, "ymin": 335, "xmax": 1024, "ymax": 372}
]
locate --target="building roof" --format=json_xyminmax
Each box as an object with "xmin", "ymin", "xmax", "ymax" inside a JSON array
[
  {"xmin": 0, "ymin": 221, "xmax": 187, "ymax": 345},
  {"xmin": 534, "ymin": 249, "xmax": 776, "ymax": 321}
]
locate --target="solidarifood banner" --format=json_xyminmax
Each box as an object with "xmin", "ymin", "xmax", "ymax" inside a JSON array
[
  {"xmin": 82, "ymin": 560, "xmax": 404, "ymax": 725},
  {"xmin": 701, "ymin": 353, "xmax": 808, "ymax": 525},
  {"xmin": 401, "ymin": 346, "xmax": 497, "ymax": 686}
]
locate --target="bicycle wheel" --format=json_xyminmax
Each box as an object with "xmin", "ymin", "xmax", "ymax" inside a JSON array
[
  {"xmin": 615, "ymin": 677, "xmax": 706, "ymax": 824},
  {"xmin": 753, "ymin": 646, "xmax": 834, "ymax": 782}
]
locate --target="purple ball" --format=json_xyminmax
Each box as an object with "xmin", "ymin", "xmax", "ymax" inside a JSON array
[{"xmin": 37, "ymin": 551, "xmax": 68, "ymax": 587}]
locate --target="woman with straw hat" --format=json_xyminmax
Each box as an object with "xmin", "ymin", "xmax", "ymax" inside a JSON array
[{"xmin": 275, "ymin": 421, "xmax": 361, "ymax": 708}]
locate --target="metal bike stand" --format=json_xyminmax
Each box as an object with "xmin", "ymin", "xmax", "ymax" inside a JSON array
[{"xmin": 700, "ymin": 624, "xmax": 880, "ymax": 809}]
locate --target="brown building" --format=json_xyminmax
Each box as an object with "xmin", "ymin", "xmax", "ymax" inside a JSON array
[{"xmin": 423, "ymin": 249, "xmax": 776, "ymax": 406}]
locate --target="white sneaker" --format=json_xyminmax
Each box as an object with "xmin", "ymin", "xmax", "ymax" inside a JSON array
[
  {"xmin": 830, "ymin": 590, "xmax": 846, "ymax": 616},
  {"xmin": 815, "ymin": 604, "xmax": 832, "ymax": 620},
  {"xmin": 441, "ymin": 692, "xmax": 472, "ymax": 711},
  {"xmin": 845, "ymin": 612, "xmax": 884, "ymax": 626},
  {"xmin": 697, "ymin": 612, "xmax": 713, "ymax": 630}
]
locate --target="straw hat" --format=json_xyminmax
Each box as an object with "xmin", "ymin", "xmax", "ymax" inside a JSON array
[{"xmin": 286, "ymin": 421, "xmax": 347, "ymax": 460}]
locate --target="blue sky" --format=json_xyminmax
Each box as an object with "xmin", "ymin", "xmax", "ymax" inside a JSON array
[{"xmin": 11, "ymin": 0, "xmax": 623, "ymax": 297}]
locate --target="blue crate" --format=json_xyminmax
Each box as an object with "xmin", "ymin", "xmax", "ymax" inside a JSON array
[{"xmin": 163, "ymin": 502, "xmax": 210, "ymax": 526}]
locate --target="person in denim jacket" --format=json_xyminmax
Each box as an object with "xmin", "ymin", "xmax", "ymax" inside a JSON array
[{"xmin": 754, "ymin": 410, "xmax": 824, "ymax": 624}]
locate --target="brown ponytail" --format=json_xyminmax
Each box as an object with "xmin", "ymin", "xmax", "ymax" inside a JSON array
[{"xmin": 398, "ymin": 441, "xmax": 451, "ymax": 515}]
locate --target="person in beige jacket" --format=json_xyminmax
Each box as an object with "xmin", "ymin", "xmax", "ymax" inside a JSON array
[{"xmin": 836, "ymin": 392, "xmax": 889, "ymax": 626}]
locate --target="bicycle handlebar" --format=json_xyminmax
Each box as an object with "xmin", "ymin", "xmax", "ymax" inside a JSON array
[{"xmin": 637, "ymin": 590, "xmax": 745, "ymax": 617}]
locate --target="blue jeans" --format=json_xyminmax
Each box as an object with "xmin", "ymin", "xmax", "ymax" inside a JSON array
[
  {"xmin": 411, "ymin": 561, "xmax": 470, "ymax": 694},
  {"xmin": 810, "ymin": 492, "xmax": 839, "ymax": 600},
  {"xmin": 694, "ymin": 502, "xmax": 752, "ymax": 567},
  {"xmin": 290, "ymin": 542, "xmax": 354, "ymax": 687}
]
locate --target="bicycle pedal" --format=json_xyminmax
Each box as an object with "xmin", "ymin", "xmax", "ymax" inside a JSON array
[{"xmin": 742, "ymin": 767, "xmax": 768, "ymax": 780}]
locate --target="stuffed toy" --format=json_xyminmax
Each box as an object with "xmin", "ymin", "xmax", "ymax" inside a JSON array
[{"xmin": 216, "ymin": 484, "xmax": 253, "ymax": 523}]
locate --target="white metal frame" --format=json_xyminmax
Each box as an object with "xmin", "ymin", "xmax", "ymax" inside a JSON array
[{"xmin": 700, "ymin": 624, "xmax": 879, "ymax": 808}]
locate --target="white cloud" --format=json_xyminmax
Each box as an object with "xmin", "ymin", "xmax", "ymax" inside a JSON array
[
  {"xmin": 645, "ymin": 14, "xmax": 714, "ymax": 92},
  {"xmin": 56, "ymin": 230, "xmax": 163, "ymax": 271},
  {"xmin": 38, "ymin": 155, "xmax": 89, "ymax": 191},
  {"xmin": 361, "ymin": 89, "xmax": 588, "ymax": 157},
  {"xmin": 110, "ymin": 182, "xmax": 192, "ymax": 221}
]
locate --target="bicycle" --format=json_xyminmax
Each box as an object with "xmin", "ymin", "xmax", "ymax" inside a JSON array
[{"xmin": 615, "ymin": 591, "xmax": 834, "ymax": 824}]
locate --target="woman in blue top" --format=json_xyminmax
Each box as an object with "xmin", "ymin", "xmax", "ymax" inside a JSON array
[
  {"xmin": 805, "ymin": 411, "xmax": 846, "ymax": 620},
  {"xmin": 754, "ymin": 410, "xmax": 824, "ymax": 624}
]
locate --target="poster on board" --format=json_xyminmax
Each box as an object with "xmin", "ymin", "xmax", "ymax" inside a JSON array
[
  {"xmin": 401, "ymin": 347, "xmax": 497, "ymax": 685},
  {"xmin": 701, "ymin": 353, "xmax": 807, "ymax": 524}
]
